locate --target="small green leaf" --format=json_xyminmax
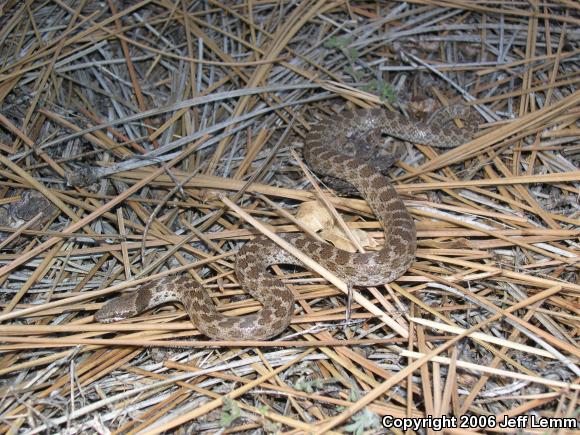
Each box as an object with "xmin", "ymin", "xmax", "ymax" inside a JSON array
[
  {"xmin": 220, "ymin": 397, "xmax": 241, "ymax": 427},
  {"xmin": 361, "ymin": 80, "xmax": 398, "ymax": 103},
  {"xmin": 343, "ymin": 408, "xmax": 381, "ymax": 435},
  {"xmin": 324, "ymin": 36, "xmax": 353, "ymax": 50},
  {"xmin": 348, "ymin": 388, "xmax": 360, "ymax": 402},
  {"xmin": 379, "ymin": 82, "xmax": 397, "ymax": 103},
  {"xmin": 294, "ymin": 376, "xmax": 324, "ymax": 393},
  {"xmin": 347, "ymin": 47, "xmax": 360, "ymax": 61}
]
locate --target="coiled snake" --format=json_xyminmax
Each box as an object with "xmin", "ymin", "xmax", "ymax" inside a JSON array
[{"xmin": 96, "ymin": 107, "xmax": 472, "ymax": 340}]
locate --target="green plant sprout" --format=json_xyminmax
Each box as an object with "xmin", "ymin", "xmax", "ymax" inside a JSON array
[
  {"xmin": 362, "ymin": 79, "xmax": 398, "ymax": 103},
  {"xmin": 220, "ymin": 397, "xmax": 241, "ymax": 427},
  {"xmin": 294, "ymin": 376, "xmax": 324, "ymax": 393}
]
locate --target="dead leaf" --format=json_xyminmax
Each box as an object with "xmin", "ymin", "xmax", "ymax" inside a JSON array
[
  {"xmin": 296, "ymin": 200, "xmax": 333, "ymax": 232},
  {"xmin": 320, "ymin": 227, "xmax": 379, "ymax": 252}
]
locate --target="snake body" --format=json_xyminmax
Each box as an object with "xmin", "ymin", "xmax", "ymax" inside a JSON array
[{"xmin": 96, "ymin": 107, "xmax": 470, "ymax": 340}]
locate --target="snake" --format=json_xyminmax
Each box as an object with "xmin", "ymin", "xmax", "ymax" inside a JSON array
[
  {"xmin": 95, "ymin": 106, "xmax": 472, "ymax": 340},
  {"xmin": 0, "ymin": 190, "xmax": 56, "ymax": 248}
]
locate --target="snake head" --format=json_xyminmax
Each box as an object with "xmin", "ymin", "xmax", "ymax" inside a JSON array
[{"xmin": 94, "ymin": 293, "xmax": 141, "ymax": 323}]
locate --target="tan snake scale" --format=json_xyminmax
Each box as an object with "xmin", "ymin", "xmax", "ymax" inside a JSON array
[{"xmin": 96, "ymin": 107, "xmax": 472, "ymax": 340}]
